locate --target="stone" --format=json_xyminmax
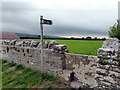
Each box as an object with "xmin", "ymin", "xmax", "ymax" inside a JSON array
[
  {"xmin": 22, "ymin": 40, "xmax": 31, "ymax": 47},
  {"xmin": 43, "ymin": 41, "xmax": 49, "ymax": 48},
  {"xmin": 53, "ymin": 44, "xmax": 68, "ymax": 54},
  {"xmin": 48, "ymin": 40, "xmax": 59, "ymax": 49},
  {"xmin": 59, "ymin": 70, "xmax": 72, "ymax": 81},
  {"xmin": 99, "ymin": 78, "xmax": 104, "ymax": 81},
  {"xmin": 96, "ymin": 68, "xmax": 102, "ymax": 72},
  {"xmin": 104, "ymin": 65, "xmax": 110, "ymax": 69},
  {"xmin": 100, "ymin": 69, "xmax": 107, "ymax": 74},
  {"xmin": 109, "ymin": 71, "xmax": 119, "ymax": 77},
  {"xmin": 104, "ymin": 76, "xmax": 116, "ymax": 84},
  {"xmin": 96, "ymin": 69, "xmax": 108, "ymax": 76},
  {"xmin": 95, "ymin": 74, "xmax": 103, "ymax": 78},
  {"xmin": 95, "ymin": 74, "xmax": 99, "ymax": 78},
  {"xmin": 4, "ymin": 40, "xmax": 10, "ymax": 45},
  {"xmin": 102, "ymin": 81, "xmax": 111, "ymax": 86},
  {"xmin": 98, "ymin": 38, "xmax": 120, "ymax": 60},
  {"xmin": 111, "ymin": 65, "xmax": 118, "ymax": 68},
  {"xmin": 70, "ymin": 81, "xmax": 83, "ymax": 88},
  {"xmin": 15, "ymin": 41, "xmax": 23, "ymax": 46},
  {"xmin": 112, "ymin": 68, "xmax": 119, "ymax": 72},
  {"xmin": 102, "ymin": 38, "xmax": 119, "ymax": 49},
  {"xmin": 30, "ymin": 41, "xmax": 40, "ymax": 48},
  {"xmin": 10, "ymin": 39, "xmax": 17, "ymax": 45}
]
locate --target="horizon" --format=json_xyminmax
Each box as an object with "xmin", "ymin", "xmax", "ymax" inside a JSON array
[{"xmin": 1, "ymin": 31, "xmax": 108, "ymax": 38}]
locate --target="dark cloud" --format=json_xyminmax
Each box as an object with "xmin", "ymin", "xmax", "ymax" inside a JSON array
[
  {"xmin": 2, "ymin": 2, "xmax": 35, "ymax": 11},
  {"xmin": 1, "ymin": 2, "xmax": 117, "ymax": 37},
  {"xmin": 45, "ymin": 25, "xmax": 107, "ymax": 36}
]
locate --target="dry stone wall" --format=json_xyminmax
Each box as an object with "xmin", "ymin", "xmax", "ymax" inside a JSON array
[
  {"xmin": 97, "ymin": 38, "xmax": 120, "ymax": 88},
  {"xmin": 60, "ymin": 53, "xmax": 99, "ymax": 88},
  {"xmin": 1, "ymin": 39, "xmax": 68, "ymax": 76},
  {"xmin": 1, "ymin": 38, "xmax": 120, "ymax": 89}
]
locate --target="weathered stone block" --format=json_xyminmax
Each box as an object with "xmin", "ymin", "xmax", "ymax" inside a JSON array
[
  {"xmin": 98, "ymin": 38, "xmax": 120, "ymax": 60},
  {"xmin": 103, "ymin": 76, "xmax": 116, "ymax": 84}
]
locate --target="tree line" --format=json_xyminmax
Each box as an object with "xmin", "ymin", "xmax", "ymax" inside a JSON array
[
  {"xmin": 20, "ymin": 36, "xmax": 106, "ymax": 40},
  {"xmin": 109, "ymin": 20, "xmax": 120, "ymax": 40}
]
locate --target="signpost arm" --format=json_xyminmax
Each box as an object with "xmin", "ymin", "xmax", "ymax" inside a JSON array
[{"xmin": 40, "ymin": 16, "xmax": 44, "ymax": 78}]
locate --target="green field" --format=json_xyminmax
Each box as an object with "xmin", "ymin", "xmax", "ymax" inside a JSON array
[
  {"xmin": 1, "ymin": 59, "xmax": 67, "ymax": 88},
  {"xmin": 23, "ymin": 39, "xmax": 104, "ymax": 56}
]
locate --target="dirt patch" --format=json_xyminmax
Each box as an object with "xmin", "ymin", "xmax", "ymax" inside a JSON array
[
  {"xmin": 32, "ymin": 78, "xmax": 70, "ymax": 88},
  {"xmin": 4, "ymin": 67, "xmax": 15, "ymax": 72},
  {"xmin": 12, "ymin": 70, "xmax": 23, "ymax": 78},
  {"xmin": 51, "ymin": 79, "xmax": 69, "ymax": 88}
]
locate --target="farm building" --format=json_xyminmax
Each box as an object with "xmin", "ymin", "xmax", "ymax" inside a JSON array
[{"xmin": 0, "ymin": 33, "xmax": 20, "ymax": 40}]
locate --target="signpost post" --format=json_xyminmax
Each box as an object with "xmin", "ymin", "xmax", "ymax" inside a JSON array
[
  {"xmin": 40, "ymin": 16, "xmax": 53, "ymax": 79},
  {"xmin": 40, "ymin": 16, "xmax": 44, "ymax": 78}
]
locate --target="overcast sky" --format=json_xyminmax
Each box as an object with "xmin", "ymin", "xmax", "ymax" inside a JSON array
[{"xmin": 1, "ymin": 0, "xmax": 120, "ymax": 37}]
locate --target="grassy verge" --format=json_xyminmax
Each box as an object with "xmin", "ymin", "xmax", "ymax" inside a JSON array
[{"xmin": 2, "ymin": 59, "xmax": 67, "ymax": 88}]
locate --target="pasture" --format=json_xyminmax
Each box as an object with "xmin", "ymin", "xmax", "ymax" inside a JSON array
[{"xmin": 23, "ymin": 39, "xmax": 104, "ymax": 56}]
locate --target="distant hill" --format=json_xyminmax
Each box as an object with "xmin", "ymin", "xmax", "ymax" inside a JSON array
[
  {"xmin": 15, "ymin": 33, "xmax": 39, "ymax": 37},
  {"xmin": 15, "ymin": 33, "xmax": 64, "ymax": 39}
]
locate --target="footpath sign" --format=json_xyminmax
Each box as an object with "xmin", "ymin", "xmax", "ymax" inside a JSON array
[
  {"xmin": 40, "ymin": 16, "xmax": 53, "ymax": 79},
  {"xmin": 42, "ymin": 19, "xmax": 53, "ymax": 25}
]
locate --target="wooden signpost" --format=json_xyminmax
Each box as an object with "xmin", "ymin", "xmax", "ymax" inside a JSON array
[{"xmin": 40, "ymin": 16, "xmax": 53, "ymax": 79}]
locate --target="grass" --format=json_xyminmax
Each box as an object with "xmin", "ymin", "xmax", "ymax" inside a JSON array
[
  {"xmin": 2, "ymin": 59, "xmax": 67, "ymax": 88},
  {"xmin": 22, "ymin": 39, "xmax": 103, "ymax": 56}
]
